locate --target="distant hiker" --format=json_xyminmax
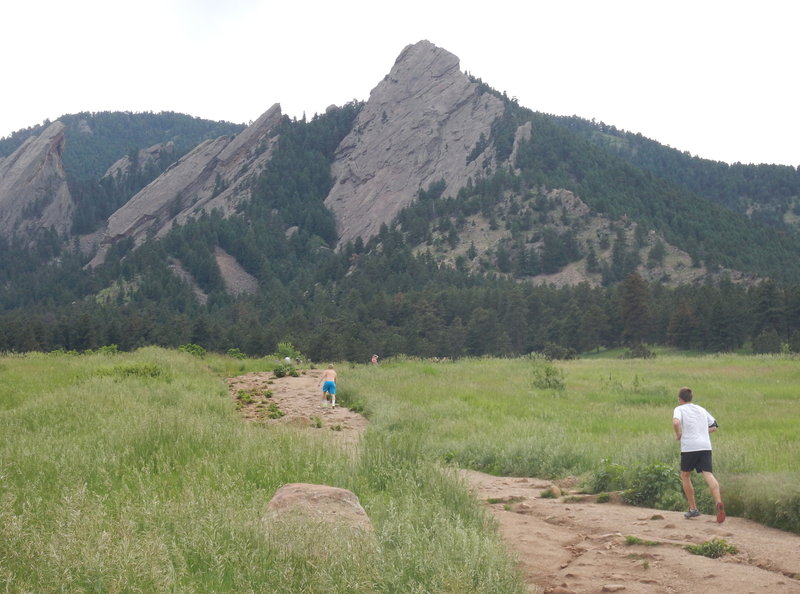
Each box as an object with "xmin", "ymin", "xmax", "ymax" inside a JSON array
[
  {"xmin": 320, "ymin": 364, "xmax": 337, "ymax": 407},
  {"xmin": 672, "ymin": 387, "xmax": 725, "ymax": 523},
  {"xmin": 371, "ymin": 354, "xmax": 379, "ymax": 365}
]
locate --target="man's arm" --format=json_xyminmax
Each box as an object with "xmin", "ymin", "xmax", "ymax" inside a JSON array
[{"xmin": 672, "ymin": 418, "xmax": 682, "ymax": 441}]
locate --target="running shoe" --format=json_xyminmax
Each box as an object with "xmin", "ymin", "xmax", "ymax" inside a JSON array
[
  {"xmin": 716, "ymin": 502, "xmax": 726, "ymax": 523},
  {"xmin": 684, "ymin": 508, "xmax": 701, "ymax": 519}
]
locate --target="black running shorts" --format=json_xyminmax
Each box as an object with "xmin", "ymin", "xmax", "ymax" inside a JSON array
[{"xmin": 680, "ymin": 450, "xmax": 713, "ymax": 473}]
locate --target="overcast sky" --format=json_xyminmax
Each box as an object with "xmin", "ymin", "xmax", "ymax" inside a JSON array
[{"xmin": 2, "ymin": 1, "xmax": 797, "ymax": 166}]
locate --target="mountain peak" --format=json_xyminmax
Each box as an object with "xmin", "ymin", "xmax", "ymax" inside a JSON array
[{"xmin": 324, "ymin": 40, "xmax": 506, "ymax": 246}]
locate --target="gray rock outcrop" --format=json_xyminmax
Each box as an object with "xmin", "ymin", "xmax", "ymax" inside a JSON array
[
  {"xmin": 103, "ymin": 141, "xmax": 176, "ymax": 180},
  {"xmin": 263, "ymin": 482, "xmax": 373, "ymax": 533},
  {"xmin": 214, "ymin": 246, "xmax": 258, "ymax": 296},
  {"xmin": 88, "ymin": 104, "xmax": 283, "ymax": 266},
  {"xmin": 0, "ymin": 121, "xmax": 74, "ymax": 240},
  {"xmin": 324, "ymin": 39, "xmax": 506, "ymax": 246}
]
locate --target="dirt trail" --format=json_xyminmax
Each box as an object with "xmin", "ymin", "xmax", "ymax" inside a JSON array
[
  {"xmin": 228, "ymin": 369, "xmax": 367, "ymax": 447},
  {"xmin": 229, "ymin": 370, "xmax": 800, "ymax": 594}
]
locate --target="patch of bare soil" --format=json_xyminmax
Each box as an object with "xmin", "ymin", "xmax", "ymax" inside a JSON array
[
  {"xmin": 462, "ymin": 470, "xmax": 800, "ymax": 593},
  {"xmin": 228, "ymin": 370, "xmax": 800, "ymax": 593}
]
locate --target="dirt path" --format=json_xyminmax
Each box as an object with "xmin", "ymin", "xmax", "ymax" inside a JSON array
[
  {"xmin": 228, "ymin": 370, "xmax": 800, "ymax": 593},
  {"xmin": 228, "ymin": 369, "xmax": 368, "ymax": 447}
]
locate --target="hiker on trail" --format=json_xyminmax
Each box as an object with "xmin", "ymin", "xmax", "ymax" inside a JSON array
[
  {"xmin": 371, "ymin": 354, "xmax": 379, "ymax": 365},
  {"xmin": 672, "ymin": 386, "xmax": 725, "ymax": 523},
  {"xmin": 320, "ymin": 364, "xmax": 337, "ymax": 408}
]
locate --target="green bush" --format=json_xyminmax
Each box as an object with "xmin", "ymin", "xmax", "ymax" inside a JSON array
[
  {"xmin": 532, "ymin": 362, "xmax": 565, "ymax": 391},
  {"xmin": 622, "ymin": 344, "xmax": 656, "ymax": 359},
  {"xmin": 541, "ymin": 343, "xmax": 576, "ymax": 360},
  {"xmin": 685, "ymin": 538, "xmax": 738, "ymax": 558},
  {"xmin": 272, "ymin": 341, "xmax": 303, "ymax": 361},
  {"xmin": 226, "ymin": 348, "xmax": 247, "ymax": 360},
  {"xmin": 586, "ymin": 459, "xmax": 626, "ymax": 493},
  {"xmin": 622, "ymin": 462, "xmax": 682, "ymax": 509},
  {"xmin": 178, "ymin": 343, "xmax": 206, "ymax": 357}
]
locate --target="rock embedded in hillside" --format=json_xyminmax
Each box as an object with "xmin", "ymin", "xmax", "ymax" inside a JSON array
[
  {"xmin": 0, "ymin": 121, "xmax": 74, "ymax": 240},
  {"xmin": 325, "ymin": 39, "xmax": 506, "ymax": 246},
  {"xmin": 103, "ymin": 141, "xmax": 176, "ymax": 180},
  {"xmin": 88, "ymin": 104, "xmax": 284, "ymax": 266},
  {"xmin": 214, "ymin": 246, "xmax": 258, "ymax": 296}
]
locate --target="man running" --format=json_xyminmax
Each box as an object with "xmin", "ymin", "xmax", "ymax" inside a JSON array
[{"xmin": 672, "ymin": 386, "xmax": 725, "ymax": 523}]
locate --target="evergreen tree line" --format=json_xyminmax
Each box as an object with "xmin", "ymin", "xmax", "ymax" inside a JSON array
[{"xmin": 2, "ymin": 235, "xmax": 800, "ymax": 361}]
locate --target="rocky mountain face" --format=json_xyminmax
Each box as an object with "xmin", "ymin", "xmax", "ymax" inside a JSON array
[
  {"xmin": 0, "ymin": 40, "xmax": 770, "ymax": 291},
  {"xmin": 84, "ymin": 40, "xmax": 518, "ymax": 262},
  {"xmin": 0, "ymin": 41, "xmax": 546, "ymax": 255},
  {"xmin": 325, "ymin": 40, "xmax": 507, "ymax": 245},
  {"xmin": 0, "ymin": 121, "xmax": 74, "ymax": 240},
  {"xmin": 88, "ymin": 104, "xmax": 283, "ymax": 266}
]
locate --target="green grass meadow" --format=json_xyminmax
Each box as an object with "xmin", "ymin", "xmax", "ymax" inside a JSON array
[
  {"xmin": 2, "ymin": 348, "xmax": 799, "ymax": 592},
  {"xmin": 0, "ymin": 348, "xmax": 521, "ymax": 593},
  {"xmin": 342, "ymin": 354, "xmax": 800, "ymax": 530}
]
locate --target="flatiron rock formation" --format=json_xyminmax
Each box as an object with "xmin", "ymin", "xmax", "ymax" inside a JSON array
[
  {"xmin": 0, "ymin": 121, "xmax": 74, "ymax": 240},
  {"xmin": 325, "ymin": 39, "xmax": 506, "ymax": 245},
  {"xmin": 88, "ymin": 104, "xmax": 283, "ymax": 266}
]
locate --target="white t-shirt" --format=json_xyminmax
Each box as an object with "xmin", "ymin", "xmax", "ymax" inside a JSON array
[{"xmin": 673, "ymin": 402, "xmax": 716, "ymax": 452}]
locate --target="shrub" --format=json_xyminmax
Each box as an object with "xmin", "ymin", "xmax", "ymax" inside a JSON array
[
  {"xmin": 272, "ymin": 341, "xmax": 303, "ymax": 362},
  {"xmin": 532, "ymin": 362, "xmax": 565, "ymax": 391},
  {"xmin": 226, "ymin": 348, "xmax": 247, "ymax": 360},
  {"xmin": 178, "ymin": 343, "xmax": 206, "ymax": 358},
  {"xmin": 685, "ymin": 538, "xmax": 738, "ymax": 558},
  {"xmin": 586, "ymin": 459, "xmax": 626, "ymax": 493},
  {"xmin": 622, "ymin": 344, "xmax": 655, "ymax": 359},
  {"xmin": 264, "ymin": 403, "xmax": 284, "ymax": 419},
  {"xmin": 541, "ymin": 343, "xmax": 576, "ymax": 360},
  {"xmin": 622, "ymin": 462, "xmax": 682, "ymax": 509},
  {"xmin": 237, "ymin": 389, "xmax": 260, "ymax": 404},
  {"xmin": 625, "ymin": 535, "xmax": 659, "ymax": 546},
  {"xmin": 273, "ymin": 363, "xmax": 300, "ymax": 378}
]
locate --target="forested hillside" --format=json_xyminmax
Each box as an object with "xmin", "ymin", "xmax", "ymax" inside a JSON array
[
  {"xmin": 553, "ymin": 115, "xmax": 800, "ymax": 229},
  {"xmin": 0, "ymin": 111, "xmax": 244, "ymax": 180},
  {"xmin": 2, "ymin": 99, "xmax": 800, "ymax": 360},
  {"xmin": 1, "ymin": 111, "xmax": 245, "ymax": 236}
]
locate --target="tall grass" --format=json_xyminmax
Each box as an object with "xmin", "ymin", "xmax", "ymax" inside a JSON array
[
  {"xmin": 0, "ymin": 348, "xmax": 523, "ymax": 593},
  {"xmin": 343, "ymin": 354, "xmax": 800, "ymax": 533}
]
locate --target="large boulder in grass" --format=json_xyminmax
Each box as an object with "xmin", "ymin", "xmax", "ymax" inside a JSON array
[{"xmin": 263, "ymin": 483, "xmax": 374, "ymax": 534}]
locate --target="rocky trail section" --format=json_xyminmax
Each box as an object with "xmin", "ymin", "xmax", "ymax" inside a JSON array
[
  {"xmin": 228, "ymin": 370, "xmax": 800, "ymax": 593},
  {"xmin": 463, "ymin": 471, "xmax": 800, "ymax": 593}
]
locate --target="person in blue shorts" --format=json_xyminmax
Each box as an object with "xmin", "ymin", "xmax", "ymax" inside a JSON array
[
  {"xmin": 672, "ymin": 387, "xmax": 725, "ymax": 523},
  {"xmin": 320, "ymin": 364, "xmax": 337, "ymax": 407}
]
